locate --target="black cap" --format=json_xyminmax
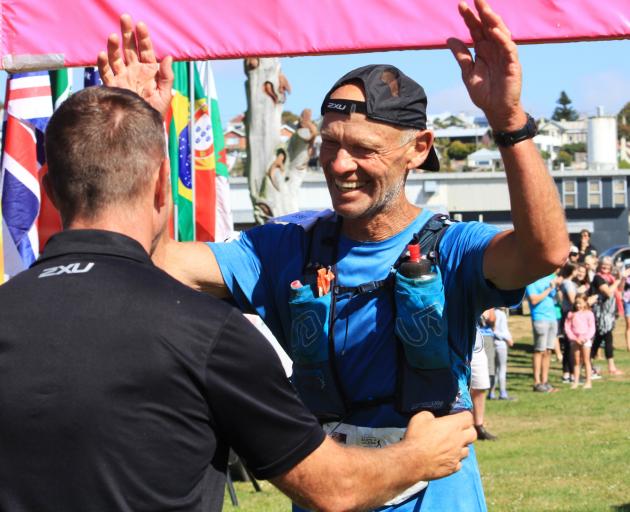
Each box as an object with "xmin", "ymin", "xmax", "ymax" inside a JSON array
[{"xmin": 321, "ymin": 64, "xmax": 439, "ymax": 171}]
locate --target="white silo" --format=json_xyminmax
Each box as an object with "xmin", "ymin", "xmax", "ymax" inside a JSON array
[{"xmin": 588, "ymin": 106, "xmax": 617, "ymax": 171}]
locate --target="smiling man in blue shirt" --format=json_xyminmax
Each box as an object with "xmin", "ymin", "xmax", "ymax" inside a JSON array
[{"xmin": 99, "ymin": 0, "xmax": 570, "ymax": 509}]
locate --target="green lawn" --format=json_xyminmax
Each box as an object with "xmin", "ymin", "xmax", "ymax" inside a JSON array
[
  {"xmin": 224, "ymin": 314, "xmax": 630, "ymax": 511},
  {"xmin": 225, "ymin": 480, "xmax": 289, "ymax": 511}
]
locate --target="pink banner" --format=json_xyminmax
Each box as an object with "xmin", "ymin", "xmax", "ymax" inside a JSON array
[{"xmin": 1, "ymin": 0, "xmax": 629, "ymax": 71}]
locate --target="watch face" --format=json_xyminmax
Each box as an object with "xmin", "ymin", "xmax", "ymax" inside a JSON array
[{"xmin": 526, "ymin": 115, "xmax": 538, "ymax": 136}]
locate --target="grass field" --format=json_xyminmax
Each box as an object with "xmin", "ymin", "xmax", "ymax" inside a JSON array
[{"xmin": 224, "ymin": 314, "xmax": 630, "ymax": 511}]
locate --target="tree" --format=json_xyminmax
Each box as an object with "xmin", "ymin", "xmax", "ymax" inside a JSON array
[
  {"xmin": 281, "ymin": 110, "xmax": 300, "ymax": 126},
  {"xmin": 443, "ymin": 115, "xmax": 466, "ymax": 128},
  {"xmin": 560, "ymin": 142, "xmax": 586, "ymax": 156},
  {"xmin": 433, "ymin": 115, "xmax": 465, "ymax": 129},
  {"xmin": 446, "ymin": 140, "xmax": 475, "ymax": 160},
  {"xmin": 433, "ymin": 118, "xmax": 447, "ymax": 129},
  {"xmin": 551, "ymin": 91, "xmax": 578, "ymax": 122},
  {"xmin": 617, "ymin": 102, "xmax": 630, "ymax": 140},
  {"xmin": 554, "ymin": 150, "xmax": 572, "ymax": 168},
  {"xmin": 433, "ymin": 138, "xmax": 450, "ymax": 171}
]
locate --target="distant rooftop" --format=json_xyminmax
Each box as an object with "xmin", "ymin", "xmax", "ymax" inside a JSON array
[
  {"xmin": 434, "ymin": 126, "xmax": 489, "ymax": 138},
  {"xmin": 468, "ymin": 148, "xmax": 501, "ymax": 159}
]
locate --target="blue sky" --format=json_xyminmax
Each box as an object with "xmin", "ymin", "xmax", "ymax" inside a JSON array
[
  {"xmin": 2, "ymin": 39, "xmax": 628, "ymax": 126},
  {"xmin": 208, "ymin": 39, "xmax": 629, "ymax": 125}
]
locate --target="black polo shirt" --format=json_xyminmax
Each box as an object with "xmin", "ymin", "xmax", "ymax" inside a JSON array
[{"xmin": 0, "ymin": 230, "xmax": 324, "ymax": 512}]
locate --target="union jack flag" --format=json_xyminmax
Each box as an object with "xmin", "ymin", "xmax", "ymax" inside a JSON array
[
  {"xmin": 1, "ymin": 71, "xmax": 53, "ymax": 279},
  {"xmin": 83, "ymin": 67, "xmax": 102, "ymax": 87}
]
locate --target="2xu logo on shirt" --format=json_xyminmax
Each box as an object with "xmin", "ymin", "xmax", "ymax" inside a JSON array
[{"xmin": 38, "ymin": 262, "xmax": 95, "ymax": 278}]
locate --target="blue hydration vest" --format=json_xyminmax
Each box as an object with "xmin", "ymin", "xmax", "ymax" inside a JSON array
[{"xmin": 286, "ymin": 211, "xmax": 465, "ymax": 422}]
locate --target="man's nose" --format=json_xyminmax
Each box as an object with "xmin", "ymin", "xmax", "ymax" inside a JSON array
[{"xmin": 328, "ymin": 147, "xmax": 357, "ymax": 174}]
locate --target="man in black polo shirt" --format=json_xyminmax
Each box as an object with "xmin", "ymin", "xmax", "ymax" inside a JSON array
[{"xmin": 0, "ymin": 87, "xmax": 475, "ymax": 512}]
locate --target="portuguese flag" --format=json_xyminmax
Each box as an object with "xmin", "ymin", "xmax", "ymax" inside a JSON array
[
  {"xmin": 167, "ymin": 62, "xmax": 232, "ymax": 242},
  {"xmin": 194, "ymin": 61, "xmax": 232, "ymax": 242}
]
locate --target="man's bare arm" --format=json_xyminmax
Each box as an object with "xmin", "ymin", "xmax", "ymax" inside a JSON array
[
  {"xmin": 482, "ymin": 140, "xmax": 569, "ymax": 289},
  {"xmin": 526, "ymin": 283, "xmax": 556, "ymax": 306},
  {"xmin": 152, "ymin": 237, "xmax": 229, "ymax": 298},
  {"xmin": 448, "ymin": 0, "xmax": 569, "ymax": 290},
  {"xmin": 271, "ymin": 411, "xmax": 476, "ymax": 512}
]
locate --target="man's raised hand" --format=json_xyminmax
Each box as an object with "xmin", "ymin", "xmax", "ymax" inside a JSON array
[
  {"xmin": 97, "ymin": 14, "xmax": 174, "ymax": 117},
  {"xmin": 447, "ymin": 0, "xmax": 526, "ymax": 132}
]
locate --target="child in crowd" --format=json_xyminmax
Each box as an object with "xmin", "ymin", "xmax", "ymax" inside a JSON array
[
  {"xmin": 622, "ymin": 259, "xmax": 630, "ymax": 352},
  {"xmin": 488, "ymin": 307, "xmax": 514, "ymax": 400},
  {"xmin": 564, "ymin": 294, "xmax": 596, "ymax": 389}
]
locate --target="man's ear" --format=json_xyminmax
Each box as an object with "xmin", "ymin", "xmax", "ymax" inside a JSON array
[
  {"xmin": 406, "ymin": 130, "xmax": 435, "ymax": 171},
  {"xmin": 154, "ymin": 159, "xmax": 170, "ymax": 210},
  {"xmin": 42, "ymin": 172, "xmax": 59, "ymax": 210}
]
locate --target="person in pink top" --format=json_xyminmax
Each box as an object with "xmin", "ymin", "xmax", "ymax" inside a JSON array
[{"xmin": 564, "ymin": 294, "xmax": 596, "ymax": 389}]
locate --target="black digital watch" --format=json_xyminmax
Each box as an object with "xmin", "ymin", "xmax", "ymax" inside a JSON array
[{"xmin": 492, "ymin": 113, "xmax": 538, "ymax": 147}]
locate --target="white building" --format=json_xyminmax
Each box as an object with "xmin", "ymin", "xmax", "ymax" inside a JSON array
[
  {"xmin": 466, "ymin": 148, "xmax": 502, "ymax": 170},
  {"xmin": 535, "ymin": 117, "xmax": 588, "ymax": 161},
  {"xmin": 228, "ymin": 168, "xmax": 630, "ymax": 251}
]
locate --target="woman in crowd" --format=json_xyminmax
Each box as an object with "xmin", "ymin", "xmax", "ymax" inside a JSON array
[
  {"xmin": 558, "ymin": 263, "xmax": 577, "ymax": 382},
  {"xmin": 577, "ymin": 229, "xmax": 597, "ymax": 263},
  {"xmin": 564, "ymin": 294, "xmax": 596, "ymax": 389},
  {"xmin": 591, "ymin": 256, "xmax": 627, "ymax": 375}
]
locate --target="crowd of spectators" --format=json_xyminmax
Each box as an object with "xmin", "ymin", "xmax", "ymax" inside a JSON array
[
  {"xmin": 473, "ymin": 230, "xmax": 628, "ymax": 440},
  {"xmin": 526, "ymin": 229, "xmax": 628, "ymax": 393}
]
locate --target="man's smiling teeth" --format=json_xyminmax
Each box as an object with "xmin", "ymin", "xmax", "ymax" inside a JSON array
[{"xmin": 335, "ymin": 179, "xmax": 367, "ymax": 191}]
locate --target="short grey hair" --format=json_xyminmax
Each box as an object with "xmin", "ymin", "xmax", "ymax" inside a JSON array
[{"xmin": 400, "ymin": 128, "xmax": 419, "ymax": 145}]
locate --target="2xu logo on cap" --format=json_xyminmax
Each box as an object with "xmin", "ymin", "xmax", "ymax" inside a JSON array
[
  {"xmin": 323, "ymin": 99, "xmax": 366, "ymax": 116},
  {"xmin": 326, "ymin": 101, "xmax": 349, "ymax": 113},
  {"xmin": 38, "ymin": 262, "xmax": 95, "ymax": 278}
]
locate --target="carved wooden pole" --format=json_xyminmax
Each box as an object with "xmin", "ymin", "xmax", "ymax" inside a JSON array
[
  {"xmin": 274, "ymin": 109, "xmax": 318, "ymax": 215},
  {"xmin": 244, "ymin": 57, "xmax": 285, "ymax": 223},
  {"xmin": 244, "ymin": 59, "xmax": 318, "ymax": 222}
]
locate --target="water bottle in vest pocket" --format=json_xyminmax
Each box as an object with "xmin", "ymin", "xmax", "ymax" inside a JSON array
[
  {"xmin": 288, "ymin": 282, "xmax": 346, "ymax": 421},
  {"xmin": 393, "ymin": 266, "xmax": 450, "ymax": 369},
  {"xmin": 393, "ymin": 264, "xmax": 458, "ymax": 415}
]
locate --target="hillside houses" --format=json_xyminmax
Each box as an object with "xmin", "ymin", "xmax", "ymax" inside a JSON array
[
  {"xmin": 222, "ymin": 109, "xmax": 624, "ymax": 174},
  {"xmin": 537, "ymin": 118, "xmax": 588, "ymax": 145},
  {"xmin": 429, "ymin": 112, "xmax": 491, "ymax": 146},
  {"xmin": 534, "ymin": 117, "xmax": 588, "ymax": 164},
  {"xmin": 466, "ymin": 148, "xmax": 502, "ymax": 170}
]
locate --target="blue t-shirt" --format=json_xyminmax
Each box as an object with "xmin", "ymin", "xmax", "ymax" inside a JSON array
[
  {"xmin": 525, "ymin": 274, "xmax": 557, "ymax": 322},
  {"xmin": 210, "ymin": 210, "xmax": 523, "ymax": 512}
]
